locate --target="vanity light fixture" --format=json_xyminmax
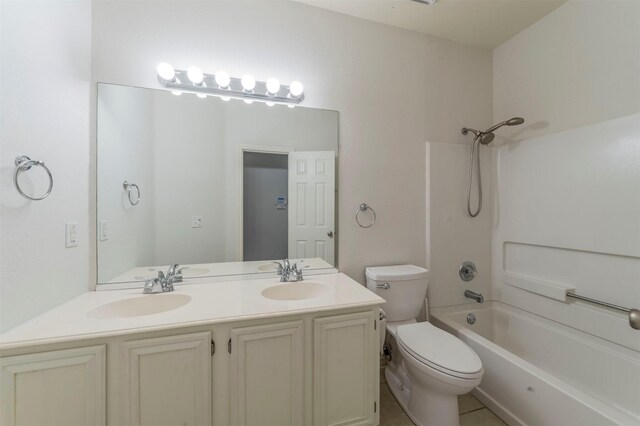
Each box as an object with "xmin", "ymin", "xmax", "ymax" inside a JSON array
[
  {"xmin": 215, "ymin": 70, "xmax": 231, "ymax": 89},
  {"xmin": 241, "ymin": 74, "xmax": 256, "ymax": 92},
  {"xmin": 187, "ymin": 66, "xmax": 205, "ymax": 86},
  {"xmin": 156, "ymin": 63, "xmax": 305, "ymax": 105},
  {"xmin": 266, "ymin": 78, "xmax": 280, "ymax": 95},
  {"xmin": 157, "ymin": 63, "xmax": 177, "ymax": 82}
]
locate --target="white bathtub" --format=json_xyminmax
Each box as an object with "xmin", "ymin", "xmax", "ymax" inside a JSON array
[{"xmin": 430, "ymin": 301, "xmax": 640, "ymax": 425}]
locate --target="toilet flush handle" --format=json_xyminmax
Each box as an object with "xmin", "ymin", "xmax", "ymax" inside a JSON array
[{"xmin": 377, "ymin": 283, "xmax": 390, "ymax": 290}]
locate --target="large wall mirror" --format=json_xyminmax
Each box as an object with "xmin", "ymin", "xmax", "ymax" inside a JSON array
[{"xmin": 97, "ymin": 83, "xmax": 338, "ymax": 285}]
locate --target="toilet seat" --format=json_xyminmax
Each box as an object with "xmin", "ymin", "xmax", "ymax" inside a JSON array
[{"xmin": 396, "ymin": 322, "xmax": 482, "ymax": 380}]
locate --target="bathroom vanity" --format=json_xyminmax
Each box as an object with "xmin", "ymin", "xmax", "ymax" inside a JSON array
[{"xmin": 0, "ymin": 273, "xmax": 383, "ymax": 426}]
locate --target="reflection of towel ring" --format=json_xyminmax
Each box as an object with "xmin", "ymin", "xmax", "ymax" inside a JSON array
[
  {"xmin": 355, "ymin": 203, "xmax": 376, "ymax": 228},
  {"xmin": 13, "ymin": 155, "xmax": 53, "ymax": 201},
  {"xmin": 123, "ymin": 180, "xmax": 140, "ymax": 206}
]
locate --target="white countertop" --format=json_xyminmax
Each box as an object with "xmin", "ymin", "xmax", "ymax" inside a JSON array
[{"xmin": 0, "ymin": 273, "xmax": 384, "ymax": 351}]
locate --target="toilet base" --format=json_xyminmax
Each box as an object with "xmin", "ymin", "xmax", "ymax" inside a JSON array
[
  {"xmin": 386, "ymin": 364, "xmax": 460, "ymax": 426},
  {"xmin": 407, "ymin": 376, "xmax": 460, "ymax": 426},
  {"xmin": 385, "ymin": 350, "xmax": 463, "ymax": 426}
]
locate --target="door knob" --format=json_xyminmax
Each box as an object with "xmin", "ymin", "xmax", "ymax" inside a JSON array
[{"xmin": 327, "ymin": 231, "xmax": 334, "ymax": 237}]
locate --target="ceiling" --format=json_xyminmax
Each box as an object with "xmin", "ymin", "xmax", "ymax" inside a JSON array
[{"xmin": 294, "ymin": 0, "xmax": 567, "ymax": 50}]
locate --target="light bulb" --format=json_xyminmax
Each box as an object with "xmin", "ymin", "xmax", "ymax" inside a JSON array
[
  {"xmin": 187, "ymin": 66, "xmax": 204, "ymax": 85},
  {"xmin": 241, "ymin": 74, "xmax": 256, "ymax": 91},
  {"xmin": 197, "ymin": 93, "xmax": 207, "ymax": 99},
  {"xmin": 289, "ymin": 81, "xmax": 303, "ymax": 97},
  {"xmin": 220, "ymin": 96, "xmax": 231, "ymax": 102},
  {"xmin": 266, "ymin": 101, "xmax": 275, "ymax": 107},
  {"xmin": 215, "ymin": 71, "xmax": 230, "ymax": 88},
  {"xmin": 244, "ymin": 99, "xmax": 254, "ymax": 104},
  {"xmin": 157, "ymin": 63, "xmax": 176, "ymax": 81},
  {"xmin": 266, "ymin": 78, "xmax": 280, "ymax": 95},
  {"xmin": 171, "ymin": 90, "xmax": 182, "ymax": 96}
]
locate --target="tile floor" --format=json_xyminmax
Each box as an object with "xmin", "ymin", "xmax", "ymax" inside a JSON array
[{"xmin": 379, "ymin": 380, "xmax": 507, "ymax": 426}]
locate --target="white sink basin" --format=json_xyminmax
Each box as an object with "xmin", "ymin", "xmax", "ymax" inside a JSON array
[
  {"xmin": 261, "ymin": 282, "xmax": 331, "ymax": 301},
  {"xmin": 87, "ymin": 294, "xmax": 191, "ymax": 319},
  {"xmin": 257, "ymin": 263, "xmax": 279, "ymax": 272}
]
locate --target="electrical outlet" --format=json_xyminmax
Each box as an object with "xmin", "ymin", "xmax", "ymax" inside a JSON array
[
  {"xmin": 191, "ymin": 216, "xmax": 203, "ymax": 228},
  {"xmin": 99, "ymin": 220, "xmax": 109, "ymax": 241},
  {"xmin": 66, "ymin": 222, "xmax": 78, "ymax": 248}
]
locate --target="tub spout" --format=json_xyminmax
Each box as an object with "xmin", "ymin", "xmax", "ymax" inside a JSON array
[{"xmin": 465, "ymin": 290, "xmax": 484, "ymax": 303}]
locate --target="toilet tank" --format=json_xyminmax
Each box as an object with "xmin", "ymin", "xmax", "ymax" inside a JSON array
[{"xmin": 366, "ymin": 265, "xmax": 429, "ymax": 322}]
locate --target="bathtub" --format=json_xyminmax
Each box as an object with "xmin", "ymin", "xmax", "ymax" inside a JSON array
[{"xmin": 430, "ymin": 301, "xmax": 640, "ymax": 426}]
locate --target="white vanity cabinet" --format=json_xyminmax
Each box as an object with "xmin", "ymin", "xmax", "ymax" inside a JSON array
[
  {"xmin": 0, "ymin": 307, "xmax": 379, "ymax": 426},
  {"xmin": 0, "ymin": 345, "xmax": 106, "ymax": 426},
  {"xmin": 314, "ymin": 312, "xmax": 377, "ymax": 426},
  {"xmin": 229, "ymin": 320, "xmax": 305, "ymax": 426},
  {"xmin": 121, "ymin": 331, "xmax": 212, "ymax": 426}
]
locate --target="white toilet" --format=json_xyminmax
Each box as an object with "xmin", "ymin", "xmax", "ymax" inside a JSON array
[{"xmin": 367, "ymin": 265, "xmax": 483, "ymax": 426}]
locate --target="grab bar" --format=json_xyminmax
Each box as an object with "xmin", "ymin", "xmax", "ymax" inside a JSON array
[{"xmin": 567, "ymin": 292, "xmax": 640, "ymax": 330}]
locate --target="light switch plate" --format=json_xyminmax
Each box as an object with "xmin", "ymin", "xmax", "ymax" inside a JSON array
[
  {"xmin": 66, "ymin": 222, "xmax": 78, "ymax": 248},
  {"xmin": 191, "ymin": 216, "xmax": 203, "ymax": 228},
  {"xmin": 99, "ymin": 220, "xmax": 108, "ymax": 241}
]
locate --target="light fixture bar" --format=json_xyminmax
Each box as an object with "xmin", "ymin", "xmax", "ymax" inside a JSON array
[{"xmin": 157, "ymin": 69, "xmax": 305, "ymax": 104}]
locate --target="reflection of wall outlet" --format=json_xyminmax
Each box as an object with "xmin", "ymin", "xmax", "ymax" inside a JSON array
[
  {"xmin": 66, "ymin": 222, "xmax": 78, "ymax": 248},
  {"xmin": 99, "ymin": 220, "xmax": 108, "ymax": 241},
  {"xmin": 191, "ymin": 216, "xmax": 203, "ymax": 228}
]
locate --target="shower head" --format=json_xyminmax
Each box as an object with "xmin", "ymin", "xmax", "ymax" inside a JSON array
[
  {"xmin": 485, "ymin": 117, "xmax": 525, "ymax": 134},
  {"xmin": 479, "ymin": 132, "xmax": 495, "ymax": 145}
]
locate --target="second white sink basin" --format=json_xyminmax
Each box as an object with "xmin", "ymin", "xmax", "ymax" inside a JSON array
[
  {"xmin": 261, "ymin": 282, "xmax": 331, "ymax": 301},
  {"xmin": 87, "ymin": 293, "xmax": 191, "ymax": 319}
]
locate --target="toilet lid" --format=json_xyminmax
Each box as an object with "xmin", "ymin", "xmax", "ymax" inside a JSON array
[{"xmin": 396, "ymin": 323, "xmax": 482, "ymax": 378}]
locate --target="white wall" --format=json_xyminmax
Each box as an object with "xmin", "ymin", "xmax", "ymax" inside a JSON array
[
  {"xmin": 92, "ymin": 0, "xmax": 493, "ymax": 284},
  {"xmin": 493, "ymin": 0, "xmax": 640, "ymax": 142},
  {"xmin": 427, "ymin": 143, "xmax": 493, "ymax": 308},
  {"xmin": 492, "ymin": 0, "xmax": 640, "ymax": 349},
  {"xmin": 0, "ymin": 1, "xmax": 92, "ymax": 332}
]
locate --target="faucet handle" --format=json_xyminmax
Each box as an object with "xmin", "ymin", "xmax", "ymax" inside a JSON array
[
  {"xmin": 167, "ymin": 264, "xmax": 180, "ymax": 276},
  {"xmin": 272, "ymin": 261, "xmax": 284, "ymax": 275},
  {"xmin": 143, "ymin": 277, "xmax": 162, "ymax": 294}
]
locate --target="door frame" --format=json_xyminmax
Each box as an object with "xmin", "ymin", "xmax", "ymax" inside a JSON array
[{"xmin": 237, "ymin": 145, "xmax": 292, "ymax": 261}]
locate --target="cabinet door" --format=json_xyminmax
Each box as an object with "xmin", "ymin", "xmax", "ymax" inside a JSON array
[
  {"xmin": 229, "ymin": 320, "xmax": 304, "ymax": 426},
  {"xmin": 0, "ymin": 345, "xmax": 106, "ymax": 426},
  {"xmin": 314, "ymin": 312, "xmax": 376, "ymax": 426},
  {"xmin": 123, "ymin": 331, "xmax": 211, "ymax": 426}
]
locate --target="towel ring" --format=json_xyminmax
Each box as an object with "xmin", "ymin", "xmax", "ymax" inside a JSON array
[
  {"xmin": 13, "ymin": 155, "xmax": 53, "ymax": 201},
  {"xmin": 123, "ymin": 180, "xmax": 140, "ymax": 206},
  {"xmin": 355, "ymin": 203, "xmax": 376, "ymax": 228}
]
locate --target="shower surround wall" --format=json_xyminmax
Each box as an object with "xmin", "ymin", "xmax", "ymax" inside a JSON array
[{"xmin": 491, "ymin": 0, "xmax": 640, "ymax": 348}]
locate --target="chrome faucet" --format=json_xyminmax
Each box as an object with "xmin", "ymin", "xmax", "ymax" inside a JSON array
[
  {"xmin": 273, "ymin": 259, "xmax": 305, "ymax": 282},
  {"xmin": 143, "ymin": 264, "xmax": 183, "ymax": 294},
  {"xmin": 464, "ymin": 290, "xmax": 484, "ymax": 303}
]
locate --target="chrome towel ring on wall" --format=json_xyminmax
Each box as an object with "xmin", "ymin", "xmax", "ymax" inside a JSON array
[
  {"xmin": 355, "ymin": 203, "xmax": 376, "ymax": 228},
  {"xmin": 123, "ymin": 180, "xmax": 140, "ymax": 206},
  {"xmin": 13, "ymin": 155, "xmax": 53, "ymax": 201}
]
